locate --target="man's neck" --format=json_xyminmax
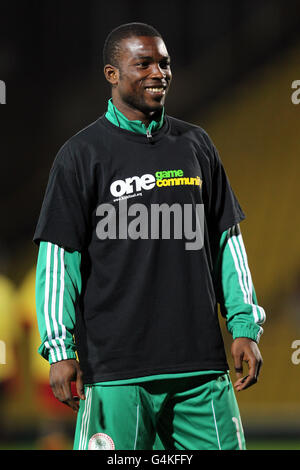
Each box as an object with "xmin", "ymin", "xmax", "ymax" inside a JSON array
[
  {"xmin": 111, "ymin": 96, "xmax": 162, "ymax": 127},
  {"xmin": 106, "ymin": 98, "xmax": 165, "ymax": 136}
]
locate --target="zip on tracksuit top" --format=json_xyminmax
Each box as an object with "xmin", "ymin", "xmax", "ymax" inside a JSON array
[{"xmin": 34, "ymin": 99, "xmax": 266, "ymax": 384}]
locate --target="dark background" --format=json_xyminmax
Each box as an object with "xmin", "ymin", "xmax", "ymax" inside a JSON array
[
  {"xmin": 0, "ymin": 0, "xmax": 300, "ymax": 450},
  {"xmin": 1, "ymin": 0, "xmax": 300, "ymax": 268}
]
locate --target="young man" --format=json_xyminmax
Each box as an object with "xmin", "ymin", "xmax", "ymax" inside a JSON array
[{"xmin": 34, "ymin": 22, "xmax": 265, "ymax": 450}]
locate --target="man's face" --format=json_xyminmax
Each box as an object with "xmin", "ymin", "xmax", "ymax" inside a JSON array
[{"xmin": 113, "ymin": 35, "xmax": 172, "ymax": 115}]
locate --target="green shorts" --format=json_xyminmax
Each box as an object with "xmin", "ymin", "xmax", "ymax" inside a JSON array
[{"xmin": 73, "ymin": 372, "xmax": 245, "ymax": 450}]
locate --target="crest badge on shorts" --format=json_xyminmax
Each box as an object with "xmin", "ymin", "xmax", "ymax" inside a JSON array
[{"xmin": 88, "ymin": 432, "xmax": 115, "ymax": 450}]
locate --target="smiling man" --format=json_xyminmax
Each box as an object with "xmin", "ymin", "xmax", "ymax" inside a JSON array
[
  {"xmin": 34, "ymin": 22, "xmax": 265, "ymax": 450},
  {"xmin": 104, "ymin": 34, "xmax": 171, "ymax": 124}
]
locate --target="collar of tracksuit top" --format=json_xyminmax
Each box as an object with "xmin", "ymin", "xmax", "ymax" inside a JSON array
[{"xmin": 105, "ymin": 97, "xmax": 165, "ymax": 136}]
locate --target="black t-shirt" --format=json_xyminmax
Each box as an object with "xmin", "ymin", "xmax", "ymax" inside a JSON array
[{"xmin": 34, "ymin": 114, "xmax": 245, "ymax": 383}]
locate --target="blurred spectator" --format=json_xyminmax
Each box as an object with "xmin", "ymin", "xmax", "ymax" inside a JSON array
[
  {"xmin": 17, "ymin": 266, "xmax": 75, "ymax": 449},
  {"xmin": 0, "ymin": 274, "xmax": 21, "ymax": 441}
]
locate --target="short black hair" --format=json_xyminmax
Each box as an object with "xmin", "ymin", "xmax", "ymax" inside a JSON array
[{"xmin": 103, "ymin": 22, "xmax": 162, "ymax": 68}]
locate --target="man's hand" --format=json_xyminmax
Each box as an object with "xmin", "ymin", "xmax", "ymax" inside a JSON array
[
  {"xmin": 49, "ymin": 359, "xmax": 85, "ymax": 412},
  {"xmin": 231, "ymin": 337, "xmax": 263, "ymax": 392}
]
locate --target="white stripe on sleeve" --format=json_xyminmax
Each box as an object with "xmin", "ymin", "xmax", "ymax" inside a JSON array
[
  {"xmin": 58, "ymin": 247, "xmax": 68, "ymax": 360},
  {"xmin": 44, "ymin": 242, "xmax": 60, "ymax": 362},
  {"xmin": 51, "ymin": 244, "xmax": 62, "ymax": 361},
  {"xmin": 227, "ymin": 231, "xmax": 265, "ymax": 331}
]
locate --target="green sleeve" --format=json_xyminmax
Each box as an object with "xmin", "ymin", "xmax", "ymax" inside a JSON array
[
  {"xmin": 35, "ymin": 241, "xmax": 81, "ymax": 364},
  {"xmin": 214, "ymin": 225, "xmax": 266, "ymax": 343}
]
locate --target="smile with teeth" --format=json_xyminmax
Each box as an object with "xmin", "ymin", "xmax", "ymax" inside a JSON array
[{"xmin": 145, "ymin": 87, "xmax": 165, "ymax": 94}]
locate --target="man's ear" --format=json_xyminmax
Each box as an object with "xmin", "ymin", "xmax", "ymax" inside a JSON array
[{"xmin": 104, "ymin": 65, "xmax": 119, "ymax": 86}]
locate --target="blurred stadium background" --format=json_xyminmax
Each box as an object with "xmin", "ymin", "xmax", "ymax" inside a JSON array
[{"xmin": 0, "ymin": 0, "xmax": 300, "ymax": 450}]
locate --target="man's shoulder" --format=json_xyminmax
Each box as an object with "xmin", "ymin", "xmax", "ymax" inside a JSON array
[
  {"xmin": 166, "ymin": 115, "xmax": 214, "ymax": 147},
  {"xmin": 64, "ymin": 115, "xmax": 104, "ymax": 150},
  {"xmin": 53, "ymin": 116, "xmax": 106, "ymax": 168}
]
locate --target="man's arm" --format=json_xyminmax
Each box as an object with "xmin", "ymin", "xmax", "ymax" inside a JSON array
[
  {"xmin": 36, "ymin": 241, "xmax": 85, "ymax": 411},
  {"xmin": 214, "ymin": 224, "xmax": 265, "ymax": 391}
]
